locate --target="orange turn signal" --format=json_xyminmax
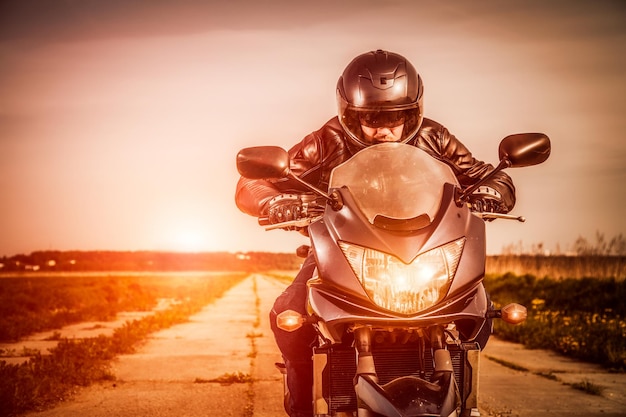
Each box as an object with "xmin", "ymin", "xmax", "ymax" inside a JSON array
[
  {"xmin": 501, "ymin": 303, "xmax": 527, "ymax": 325},
  {"xmin": 276, "ymin": 309, "xmax": 305, "ymax": 332}
]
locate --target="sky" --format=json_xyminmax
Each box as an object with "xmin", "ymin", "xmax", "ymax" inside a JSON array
[{"xmin": 1, "ymin": 0, "xmax": 625, "ymax": 257}]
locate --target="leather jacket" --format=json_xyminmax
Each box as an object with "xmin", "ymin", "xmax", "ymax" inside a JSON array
[{"xmin": 235, "ymin": 117, "xmax": 515, "ymax": 216}]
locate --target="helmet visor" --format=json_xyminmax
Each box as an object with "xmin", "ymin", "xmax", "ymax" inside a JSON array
[
  {"xmin": 358, "ymin": 110, "xmax": 408, "ymax": 128},
  {"xmin": 338, "ymin": 98, "xmax": 423, "ymax": 148}
]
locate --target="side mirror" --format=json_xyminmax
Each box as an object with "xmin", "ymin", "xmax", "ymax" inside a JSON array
[
  {"xmin": 499, "ymin": 133, "xmax": 551, "ymax": 168},
  {"xmin": 236, "ymin": 146, "xmax": 290, "ymax": 179},
  {"xmin": 236, "ymin": 145, "xmax": 335, "ymax": 203},
  {"xmin": 458, "ymin": 132, "xmax": 551, "ymax": 204}
]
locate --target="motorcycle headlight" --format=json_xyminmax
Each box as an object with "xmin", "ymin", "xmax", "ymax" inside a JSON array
[{"xmin": 339, "ymin": 238, "xmax": 465, "ymax": 315}]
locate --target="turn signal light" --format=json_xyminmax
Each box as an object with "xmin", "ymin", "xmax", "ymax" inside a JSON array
[
  {"xmin": 501, "ymin": 303, "xmax": 527, "ymax": 325},
  {"xmin": 276, "ymin": 309, "xmax": 305, "ymax": 332}
]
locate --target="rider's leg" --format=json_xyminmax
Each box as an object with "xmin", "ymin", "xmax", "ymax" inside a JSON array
[{"xmin": 270, "ymin": 254, "xmax": 317, "ymax": 417}]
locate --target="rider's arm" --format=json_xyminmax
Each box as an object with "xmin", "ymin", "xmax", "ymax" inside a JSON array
[
  {"xmin": 234, "ymin": 135, "xmax": 322, "ymax": 218},
  {"xmin": 417, "ymin": 119, "xmax": 516, "ymax": 212},
  {"xmin": 235, "ymin": 177, "xmax": 280, "ymax": 217},
  {"xmin": 235, "ymin": 118, "xmax": 348, "ymax": 217}
]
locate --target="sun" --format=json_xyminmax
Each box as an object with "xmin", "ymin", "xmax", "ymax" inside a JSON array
[
  {"xmin": 171, "ymin": 229, "xmax": 211, "ymax": 252},
  {"xmin": 154, "ymin": 214, "xmax": 219, "ymax": 253}
]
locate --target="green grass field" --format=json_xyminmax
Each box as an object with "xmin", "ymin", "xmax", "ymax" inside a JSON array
[{"xmin": 484, "ymin": 273, "xmax": 626, "ymax": 371}]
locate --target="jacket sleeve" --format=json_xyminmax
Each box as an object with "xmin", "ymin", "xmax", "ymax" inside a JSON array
[
  {"xmin": 234, "ymin": 137, "xmax": 322, "ymax": 217},
  {"xmin": 234, "ymin": 177, "xmax": 280, "ymax": 217},
  {"xmin": 234, "ymin": 119, "xmax": 345, "ymax": 217},
  {"xmin": 418, "ymin": 119, "xmax": 516, "ymax": 211}
]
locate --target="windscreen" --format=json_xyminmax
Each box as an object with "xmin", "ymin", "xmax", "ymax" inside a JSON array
[{"xmin": 328, "ymin": 143, "xmax": 458, "ymax": 224}]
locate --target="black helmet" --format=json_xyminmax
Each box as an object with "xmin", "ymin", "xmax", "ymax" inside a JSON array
[{"xmin": 337, "ymin": 49, "xmax": 424, "ymax": 150}]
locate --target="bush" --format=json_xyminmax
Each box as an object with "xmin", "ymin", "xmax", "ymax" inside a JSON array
[{"xmin": 485, "ymin": 273, "xmax": 626, "ymax": 370}]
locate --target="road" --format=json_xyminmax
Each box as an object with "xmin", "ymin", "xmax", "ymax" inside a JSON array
[{"xmin": 24, "ymin": 274, "xmax": 626, "ymax": 417}]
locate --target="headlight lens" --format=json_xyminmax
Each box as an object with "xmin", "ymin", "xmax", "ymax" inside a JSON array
[{"xmin": 339, "ymin": 238, "xmax": 465, "ymax": 315}]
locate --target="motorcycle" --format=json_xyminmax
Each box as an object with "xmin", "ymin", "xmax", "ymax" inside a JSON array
[{"xmin": 237, "ymin": 133, "xmax": 550, "ymax": 417}]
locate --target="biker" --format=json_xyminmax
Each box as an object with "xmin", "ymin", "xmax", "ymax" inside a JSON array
[{"xmin": 235, "ymin": 49, "xmax": 514, "ymax": 417}]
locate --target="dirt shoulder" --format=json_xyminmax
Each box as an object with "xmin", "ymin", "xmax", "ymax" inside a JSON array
[{"xmin": 23, "ymin": 274, "xmax": 626, "ymax": 417}]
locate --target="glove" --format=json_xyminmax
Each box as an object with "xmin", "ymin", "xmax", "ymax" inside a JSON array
[
  {"xmin": 469, "ymin": 186, "xmax": 506, "ymax": 214},
  {"xmin": 267, "ymin": 194, "xmax": 303, "ymax": 225}
]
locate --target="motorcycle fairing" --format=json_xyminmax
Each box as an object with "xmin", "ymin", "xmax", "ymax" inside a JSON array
[
  {"xmin": 299, "ymin": 143, "xmax": 490, "ymax": 417},
  {"xmin": 312, "ymin": 183, "xmax": 475, "ymax": 266},
  {"xmin": 328, "ymin": 142, "xmax": 460, "ymax": 227},
  {"xmin": 307, "ymin": 183, "xmax": 486, "ymax": 318},
  {"xmin": 355, "ymin": 373, "xmax": 458, "ymax": 417},
  {"xmin": 308, "ymin": 279, "xmax": 489, "ymax": 344}
]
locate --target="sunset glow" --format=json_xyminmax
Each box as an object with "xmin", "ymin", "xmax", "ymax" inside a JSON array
[
  {"xmin": 170, "ymin": 229, "xmax": 212, "ymax": 253},
  {"xmin": 0, "ymin": 1, "xmax": 624, "ymax": 256}
]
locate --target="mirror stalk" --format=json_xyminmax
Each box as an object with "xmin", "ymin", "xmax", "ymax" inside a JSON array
[
  {"xmin": 287, "ymin": 173, "xmax": 330, "ymax": 200},
  {"xmin": 457, "ymin": 158, "xmax": 511, "ymax": 204},
  {"xmin": 287, "ymin": 173, "xmax": 344, "ymax": 211}
]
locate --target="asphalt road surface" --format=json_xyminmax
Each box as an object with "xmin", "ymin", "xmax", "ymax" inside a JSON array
[{"xmin": 24, "ymin": 274, "xmax": 626, "ymax": 417}]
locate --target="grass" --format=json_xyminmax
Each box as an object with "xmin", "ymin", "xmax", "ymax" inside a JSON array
[
  {"xmin": 244, "ymin": 275, "xmax": 262, "ymax": 417},
  {"xmin": 536, "ymin": 371, "xmax": 559, "ymax": 381},
  {"xmin": 43, "ymin": 331, "xmax": 63, "ymax": 341},
  {"xmin": 484, "ymin": 355, "xmax": 529, "ymax": 372},
  {"xmin": 0, "ymin": 272, "xmax": 247, "ymax": 417},
  {"xmin": 194, "ymin": 371, "xmax": 253, "ymax": 385},
  {"xmin": 484, "ymin": 273, "xmax": 626, "ymax": 371},
  {"xmin": 0, "ymin": 273, "xmax": 215, "ymax": 342},
  {"xmin": 193, "ymin": 275, "xmax": 263, "ymax": 417},
  {"xmin": 569, "ymin": 379, "xmax": 606, "ymax": 396}
]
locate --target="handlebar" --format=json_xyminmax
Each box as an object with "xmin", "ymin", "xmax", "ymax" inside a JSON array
[
  {"xmin": 260, "ymin": 207, "xmax": 526, "ymax": 230},
  {"xmin": 261, "ymin": 215, "xmax": 323, "ymax": 231},
  {"xmin": 475, "ymin": 212, "xmax": 526, "ymax": 222}
]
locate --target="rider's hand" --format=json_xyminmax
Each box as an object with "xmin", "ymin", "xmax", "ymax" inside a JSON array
[
  {"xmin": 469, "ymin": 186, "xmax": 506, "ymax": 215},
  {"xmin": 470, "ymin": 197, "xmax": 503, "ymax": 214},
  {"xmin": 267, "ymin": 194, "xmax": 303, "ymax": 225}
]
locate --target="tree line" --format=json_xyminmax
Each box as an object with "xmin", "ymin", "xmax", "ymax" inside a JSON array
[
  {"xmin": 2, "ymin": 245, "xmax": 624, "ymax": 279},
  {"xmin": 0, "ymin": 250, "xmax": 302, "ymax": 273}
]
